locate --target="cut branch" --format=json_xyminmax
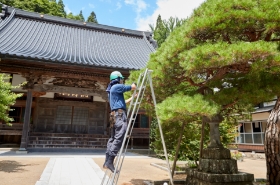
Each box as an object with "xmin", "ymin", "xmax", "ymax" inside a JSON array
[
  {"xmin": 223, "ymin": 33, "xmax": 232, "ymax": 44},
  {"xmin": 271, "ymin": 38, "xmax": 280, "ymax": 41},
  {"xmin": 186, "ymin": 77, "xmax": 204, "ymax": 87},
  {"xmin": 265, "ymin": 31, "xmax": 273, "ymax": 41},
  {"xmin": 222, "ymin": 99, "xmax": 238, "ymax": 110}
]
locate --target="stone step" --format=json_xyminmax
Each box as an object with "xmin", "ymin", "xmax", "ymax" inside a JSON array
[
  {"xmin": 28, "ymin": 132, "xmax": 109, "ymax": 149},
  {"xmin": 28, "ymin": 136, "xmax": 109, "ymax": 141},
  {"xmin": 30, "ymin": 132, "xmax": 108, "ymax": 138},
  {"xmin": 29, "ymin": 140, "xmax": 107, "ymax": 145},
  {"xmin": 27, "ymin": 144, "xmax": 106, "ymax": 148}
]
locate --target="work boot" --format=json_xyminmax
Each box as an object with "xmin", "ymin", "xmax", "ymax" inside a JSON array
[
  {"xmin": 104, "ymin": 155, "xmax": 119, "ymax": 173},
  {"xmin": 103, "ymin": 153, "xmax": 109, "ymax": 169}
]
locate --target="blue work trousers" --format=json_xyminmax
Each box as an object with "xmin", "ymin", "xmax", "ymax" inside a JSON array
[{"xmin": 106, "ymin": 110, "xmax": 127, "ymax": 156}]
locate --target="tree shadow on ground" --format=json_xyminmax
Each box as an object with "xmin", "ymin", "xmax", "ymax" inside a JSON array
[
  {"xmin": 126, "ymin": 179, "xmax": 146, "ymax": 185},
  {"xmin": 0, "ymin": 160, "xmax": 36, "ymax": 173},
  {"xmin": 128, "ymin": 179, "xmax": 171, "ymax": 185},
  {"xmin": 128, "ymin": 177, "xmax": 186, "ymax": 185}
]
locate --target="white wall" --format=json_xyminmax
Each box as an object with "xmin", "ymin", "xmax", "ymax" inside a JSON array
[
  {"xmin": 40, "ymin": 92, "xmax": 54, "ymax": 98},
  {"xmin": 11, "ymin": 74, "xmax": 27, "ymax": 92},
  {"xmin": 94, "ymin": 96, "xmax": 106, "ymax": 102}
]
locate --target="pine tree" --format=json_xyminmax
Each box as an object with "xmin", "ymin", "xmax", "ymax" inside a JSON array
[
  {"xmin": 79, "ymin": 10, "xmax": 84, "ymax": 22},
  {"xmin": 129, "ymin": 0, "xmax": 280, "ymax": 183},
  {"xmin": 87, "ymin": 11, "xmax": 98, "ymax": 23},
  {"xmin": 57, "ymin": 0, "xmax": 66, "ymax": 18},
  {"xmin": 2, "ymin": 0, "xmax": 84, "ymax": 21},
  {"xmin": 152, "ymin": 15, "xmax": 185, "ymax": 48},
  {"xmin": 0, "ymin": 0, "xmax": 14, "ymax": 6},
  {"xmin": 153, "ymin": 15, "xmax": 167, "ymax": 48}
]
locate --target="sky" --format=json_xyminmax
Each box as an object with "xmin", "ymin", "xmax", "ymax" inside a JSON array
[{"xmin": 63, "ymin": 0, "xmax": 206, "ymax": 31}]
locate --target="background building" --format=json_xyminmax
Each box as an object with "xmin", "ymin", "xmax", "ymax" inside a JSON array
[{"xmin": 235, "ymin": 99, "xmax": 276, "ymax": 152}]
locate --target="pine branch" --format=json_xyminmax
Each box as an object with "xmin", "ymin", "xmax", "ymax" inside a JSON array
[{"xmin": 265, "ymin": 31, "xmax": 273, "ymax": 41}]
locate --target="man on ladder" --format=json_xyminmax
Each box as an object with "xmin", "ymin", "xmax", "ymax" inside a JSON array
[{"xmin": 104, "ymin": 71, "xmax": 137, "ymax": 173}]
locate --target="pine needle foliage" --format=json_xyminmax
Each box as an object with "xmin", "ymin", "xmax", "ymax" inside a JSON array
[
  {"xmin": 0, "ymin": 0, "xmax": 96, "ymax": 22},
  {"xmin": 145, "ymin": 0, "xmax": 280, "ymax": 114},
  {"xmin": 128, "ymin": 0, "xmax": 280, "ymax": 161}
]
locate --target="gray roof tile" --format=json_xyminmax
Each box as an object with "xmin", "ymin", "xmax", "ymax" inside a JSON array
[
  {"xmin": 252, "ymin": 106, "xmax": 273, "ymax": 114},
  {"xmin": 0, "ymin": 6, "xmax": 156, "ymax": 70}
]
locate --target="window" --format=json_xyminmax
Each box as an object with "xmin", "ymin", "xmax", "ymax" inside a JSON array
[
  {"xmin": 133, "ymin": 114, "xmax": 140, "ymax": 128},
  {"xmin": 55, "ymin": 106, "xmax": 89, "ymax": 133},
  {"xmin": 252, "ymin": 122, "xmax": 261, "ymax": 132},
  {"xmin": 9, "ymin": 107, "xmax": 25, "ymax": 123},
  {"xmin": 236, "ymin": 122, "xmax": 265, "ymax": 145},
  {"xmin": 140, "ymin": 115, "xmax": 149, "ymax": 128},
  {"xmin": 132, "ymin": 114, "xmax": 149, "ymax": 128}
]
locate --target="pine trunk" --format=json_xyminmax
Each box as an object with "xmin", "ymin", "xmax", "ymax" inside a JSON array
[{"xmin": 265, "ymin": 97, "xmax": 280, "ymax": 185}]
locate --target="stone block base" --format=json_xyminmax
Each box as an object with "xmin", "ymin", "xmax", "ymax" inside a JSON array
[
  {"xmin": 186, "ymin": 168, "xmax": 254, "ymax": 185},
  {"xmin": 199, "ymin": 159, "xmax": 237, "ymax": 174},
  {"xmin": 16, "ymin": 148, "xmax": 28, "ymax": 154},
  {"xmin": 202, "ymin": 148, "xmax": 231, "ymax": 159}
]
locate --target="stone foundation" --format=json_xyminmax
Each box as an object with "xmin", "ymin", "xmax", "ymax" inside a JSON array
[
  {"xmin": 186, "ymin": 148, "xmax": 254, "ymax": 185},
  {"xmin": 186, "ymin": 168, "xmax": 254, "ymax": 185}
]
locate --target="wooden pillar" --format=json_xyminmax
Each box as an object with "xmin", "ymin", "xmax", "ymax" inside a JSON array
[
  {"xmin": 103, "ymin": 102, "xmax": 109, "ymax": 135},
  {"xmin": 18, "ymin": 90, "xmax": 33, "ymax": 152}
]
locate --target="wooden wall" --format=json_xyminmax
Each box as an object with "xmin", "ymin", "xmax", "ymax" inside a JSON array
[{"xmin": 34, "ymin": 97, "xmax": 107, "ymax": 134}]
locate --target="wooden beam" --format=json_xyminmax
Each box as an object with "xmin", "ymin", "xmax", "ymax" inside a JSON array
[
  {"xmin": 33, "ymin": 84, "xmax": 108, "ymax": 100},
  {"xmin": 0, "ymin": 130, "xmax": 22, "ymax": 135}
]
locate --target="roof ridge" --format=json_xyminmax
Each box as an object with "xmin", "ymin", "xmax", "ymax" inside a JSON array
[
  {"xmin": 142, "ymin": 32, "xmax": 157, "ymax": 52},
  {"xmin": 5, "ymin": 5, "xmax": 151, "ymax": 38},
  {"xmin": 0, "ymin": 9, "xmax": 15, "ymax": 32}
]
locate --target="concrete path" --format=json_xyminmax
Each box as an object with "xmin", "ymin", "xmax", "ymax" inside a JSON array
[{"xmin": 35, "ymin": 157, "xmax": 105, "ymax": 185}]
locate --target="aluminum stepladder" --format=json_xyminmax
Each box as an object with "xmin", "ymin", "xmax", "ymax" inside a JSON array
[{"xmin": 100, "ymin": 68, "xmax": 174, "ymax": 185}]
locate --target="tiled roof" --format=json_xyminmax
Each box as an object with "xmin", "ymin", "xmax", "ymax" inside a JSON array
[
  {"xmin": 0, "ymin": 5, "xmax": 156, "ymax": 70},
  {"xmin": 252, "ymin": 105, "xmax": 273, "ymax": 114}
]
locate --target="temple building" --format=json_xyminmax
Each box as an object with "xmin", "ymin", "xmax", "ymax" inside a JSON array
[
  {"xmin": 0, "ymin": 4, "xmax": 156, "ymax": 151},
  {"xmin": 234, "ymin": 100, "xmax": 276, "ymax": 152}
]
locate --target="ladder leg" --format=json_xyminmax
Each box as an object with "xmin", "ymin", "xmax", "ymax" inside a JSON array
[
  {"xmin": 112, "ymin": 69, "xmax": 150, "ymax": 184},
  {"xmin": 148, "ymin": 72, "xmax": 174, "ymax": 185},
  {"xmin": 101, "ymin": 68, "xmax": 173, "ymax": 185}
]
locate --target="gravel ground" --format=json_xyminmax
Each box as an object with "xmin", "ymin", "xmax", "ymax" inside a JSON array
[
  {"xmin": 94, "ymin": 157, "xmax": 176, "ymax": 185},
  {"xmin": 0, "ymin": 154, "xmax": 266, "ymax": 185},
  {"xmin": 0, "ymin": 157, "xmax": 49, "ymax": 185}
]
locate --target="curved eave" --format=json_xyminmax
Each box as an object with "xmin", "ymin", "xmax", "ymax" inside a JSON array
[{"xmin": 0, "ymin": 54, "xmax": 141, "ymax": 71}]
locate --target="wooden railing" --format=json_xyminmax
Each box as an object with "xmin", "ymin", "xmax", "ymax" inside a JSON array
[
  {"xmin": 0, "ymin": 123, "xmax": 23, "ymax": 135},
  {"xmin": 131, "ymin": 128, "xmax": 150, "ymax": 139},
  {"xmin": 0, "ymin": 123, "xmax": 23, "ymax": 130},
  {"xmin": 129, "ymin": 128, "xmax": 150, "ymax": 149}
]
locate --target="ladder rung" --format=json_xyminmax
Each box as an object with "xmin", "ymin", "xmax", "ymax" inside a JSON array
[
  {"xmin": 136, "ymin": 86, "xmax": 146, "ymax": 91},
  {"xmin": 137, "ymin": 86, "xmax": 146, "ymax": 90}
]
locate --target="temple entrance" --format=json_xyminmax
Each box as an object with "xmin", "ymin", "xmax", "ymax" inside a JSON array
[
  {"xmin": 55, "ymin": 106, "xmax": 88, "ymax": 134},
  {"xmin": 55, "ymin": 106, "xmax": 89, "ymax": 134},
  {"xmin": 35, "ymin": 97, "xmax": 107, "ymax": 135}
]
